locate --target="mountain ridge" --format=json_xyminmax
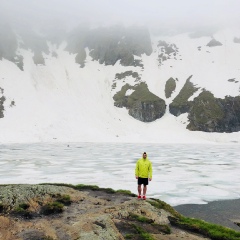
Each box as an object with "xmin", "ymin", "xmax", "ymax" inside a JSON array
[{"xmin": 0, "ymin": 25, "xmax": 240, "ymax": 143}]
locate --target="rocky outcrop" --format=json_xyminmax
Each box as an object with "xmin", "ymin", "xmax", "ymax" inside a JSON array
[
  {"xmin": 187, "ymin": 91, "xmax": 240, "ymax": 132},
  {"xmin": 66, "ymin": 25, "xmax": 152, "ymax": 67},
  {"xmin": 206, "ymin": 38, "xmax": 223, "ymax": 47},
  {"xmin": 169, "ymin": 78, "xmax": 240, "ymax": 133},
  {"xmin": 165, "ymin": 77, "xmax": 176, "ymax": 98},
  {"xmin": 0, "ymin": 184, "xmax": 217, "ymax": 240},
  {"xmin": 157, "ymin": 40, "xmax": 179, "ymax": 65},
  {"xmin": 169, "ymin": 76, "xmax": 199, "ymax": 116},
  {"xmin": 113, "ymin": 82, "xmax": 166, "ymax": 122},
  {"xmin": 0, "ymin": 87, "xmax": 5, "ymax": 118}
]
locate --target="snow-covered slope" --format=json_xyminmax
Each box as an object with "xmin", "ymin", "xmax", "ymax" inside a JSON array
[{"xmin": 0, "ymin": 27, "xmax": 240, "ymax": 144}]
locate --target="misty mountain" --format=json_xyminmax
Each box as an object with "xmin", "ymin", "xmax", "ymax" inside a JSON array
[{"xmin": 0, "ymin": 23, "xmax": 240, "ymax": 143}]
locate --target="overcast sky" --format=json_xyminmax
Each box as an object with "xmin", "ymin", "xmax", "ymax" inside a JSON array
[{"xmin": 1, "ymin": 0, "xmax": 240, "ymax": 31}]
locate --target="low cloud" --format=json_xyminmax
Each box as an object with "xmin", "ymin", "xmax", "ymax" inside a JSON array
[{"xmin": 0, "ymin": 0, "xmax": 240, "ymax": 32}]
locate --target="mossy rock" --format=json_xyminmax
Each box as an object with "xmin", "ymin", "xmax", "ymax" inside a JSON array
[
  {"xmin": 113, "ymin": 84, "xmax": 133, "ymax": 108},
  {"xmin": 11, "ymin": 203, "xmax": 33, "ymax": 219},
  {"xmin": 87, "ymin": 26, "xmax": 152, "ymax": 66},
  {"xmin": 55, "ymin": 194, "xmax": 72, "ymax": 206},
  {"xmin": 169, "ymin": 76, "xmax": 199, "ymax": 116},
  {"xmin": 0, "ymin": 96, "xmax": 6, "ymax": 118},
  {"xmin": 113, "ymin": 82, "xmax": 166, "ymax": 122},
  {"xmin": 165, "ymin": 77, "xmax": 176, "ymax": 98},
  {"xmin": 40, "ymin": 201, "xmax": 64, "ymax": 215},
  {"xmin": 187, "ymin": 91, "xmax": 240, "ymax": 132}
]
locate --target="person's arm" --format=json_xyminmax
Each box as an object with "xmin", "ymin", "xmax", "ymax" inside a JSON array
[
  {"xmin": 135, "ymin": 160, "xmax": 139, "ymax": 179},
  {"xmin": 149, "ymin": 161, "xmax": 152, "ymax": 181}
]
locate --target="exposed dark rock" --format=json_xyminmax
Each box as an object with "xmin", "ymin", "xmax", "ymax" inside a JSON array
[
  {"xmin": 157, "ymin": 40, "xmax": 179, "ymax": 65},
  {"xmin": 88, "ymin": 26, "xmax": 152, "ymax": 66},
  {"xmin": 115, "ymin": 71, "xmax": 141, "ymax": 81},
  {"xmin": 206, "ymin": 38, "xmax": 223, "ymax": 47},
  {"xmin": 0, "ymin": 95, "xmax": 6, "ymax": 118},
  {"xmin": 113, "ymin": 82, "xmax": 166, "ymax": 122},
  {"xmin": 66, "ymin": 25, "xmax": 152, "ymax": 67},
  {"xmin": 169, "ymin": 76, "xmax": 199, "ymax": 116},
  {"xmin": 165, "ymin": 77, "xmax": 176, "ymax": 98},
  {"xmin": 187, "ymin": 91, "xmax": 240, "ymax": 132}
]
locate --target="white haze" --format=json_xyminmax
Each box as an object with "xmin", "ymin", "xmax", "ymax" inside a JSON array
[{"xmin": 1, "ymin": 0, "xmax": 240, "ymax": 31}]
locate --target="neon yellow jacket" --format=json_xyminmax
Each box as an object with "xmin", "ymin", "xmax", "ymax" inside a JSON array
[{"xmin": 135, "ymin": 158, "xmax": 152, "ymax": 178}]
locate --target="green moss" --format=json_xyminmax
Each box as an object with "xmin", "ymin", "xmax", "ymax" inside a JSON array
[
  {"xmin": 171, "ymin": 76, "xmax": 198, "ymax": 105},
  {"xmin": 75, "ymin": 184, "xmax": 100, "ymax": 191},
  {"xmin": 55, "ymin": 194, "xmax": 71, "ymax": 205},
  {"xmin": 128, "ymin": 82, "xmax": 161, "ymax": 106},
  {"xmin": 41, "ymin": 201, "xmax": 64, "ymax": 215},
  {"xmin": 129, "ymin": 213, "xmax": 154, "ymax": 224},
  {"xmin": 113, "ymin": 84, "xmax": 133, "ymax": 107},
  {"xmin": 169, "ymin": 76, "xmax": 199, "ymax": 116},
  {"xmin": 19, "ymin": 203, "xmax": 30, "ymax": 210},
  {"xmin": 165, "ymin": 77, "xmax": 176, "ymax": 98},
  {"xmin": 187, "ymin": 90, "xmax": 225, "ymax": 131},
  {"xmin": 125, "ymin": 233, "xmax": 134, "ymax": 239},
  {"xmin": 170, "ymin": 216, "xmax": 240, "ymax": 240},
  {"xmin": 132, "ymin": 224, "xmax": 155, "ymax": 240},
  {"xmin": 12, "ymin": 203, "xmax": 32, "ymax": 218},
  {"xmin": 116, "ymin": 189, "xmax": 136, "ymax": 197}
]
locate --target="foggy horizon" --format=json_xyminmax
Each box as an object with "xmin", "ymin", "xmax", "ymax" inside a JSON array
[{"xmin": 1, "ymin": 0, "xmax": 240, "ymax": 33}]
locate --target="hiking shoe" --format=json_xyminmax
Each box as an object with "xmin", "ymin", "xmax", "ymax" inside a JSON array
[
  {"xmin": 138, "ymin": 195, "xmax": 142, "ymax": 199},
  {"xmin": 142, "ymin": 196, "xmax": 146, "ymax": 200}
]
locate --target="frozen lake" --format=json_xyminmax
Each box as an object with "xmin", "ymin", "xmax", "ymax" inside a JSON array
[{"xmin": 0, "ymin": 142, "xmax": 239, "ymax": 206}]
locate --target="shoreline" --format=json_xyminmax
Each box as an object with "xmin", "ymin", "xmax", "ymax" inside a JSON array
[{"xmin": 174, "ymin": 198, "xmax": 240, "ymax": 231}]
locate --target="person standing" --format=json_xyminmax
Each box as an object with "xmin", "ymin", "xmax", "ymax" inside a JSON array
[{"xmin": 135, "ymin": 152, "xmax": 152, "ymax": 200}]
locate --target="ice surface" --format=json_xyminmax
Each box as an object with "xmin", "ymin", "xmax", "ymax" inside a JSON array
[{"xmin": 0, "ymin": 143, "xmax": 239, "ymax": 206}]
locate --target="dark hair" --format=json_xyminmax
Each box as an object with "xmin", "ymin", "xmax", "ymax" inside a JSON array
[{"xmin": 143, "ymin": 152, "xmax": 146, "ymax": 154}]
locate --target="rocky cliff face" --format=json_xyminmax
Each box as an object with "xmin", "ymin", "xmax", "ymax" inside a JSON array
[
  {"xmin": 0, "ymin": 184, "xmax": 214, "ymax": 240},
  {"xmin": 169, "ymin": 83, "xmax": 240, "ymax": 133},
  {"xmin": 66, "ymin": 25, "xmax": 152, "ymax": 67},
  {"xmin": 187, "ymin": 91, "xmax": 240, "ymax": 132},
  {"xmin": 1, "ymin": 23, "xmax": 240, "ymax": 136},
  {"xmin": 113, "ymin": 82, "xmax": 166, "ymax": 122}
]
